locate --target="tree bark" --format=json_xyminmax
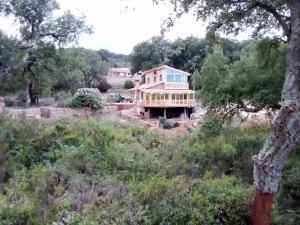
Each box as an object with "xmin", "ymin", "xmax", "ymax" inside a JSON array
[
  {"xmin": 28, "ymin": 81, "xmax": 36, "ymax": 106},
  {"xmin": 251, "ymin": 1, "xmax": 300, "ymax": 224}
]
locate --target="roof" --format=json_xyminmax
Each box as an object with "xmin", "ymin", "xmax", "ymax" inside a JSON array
[
  {"xmin": 143, "ymin": 65, "xmax": 191, "ymax": 76},
  {"xmin": 129, "ymin": 82, "xmax": 164, "ymax": 91}
]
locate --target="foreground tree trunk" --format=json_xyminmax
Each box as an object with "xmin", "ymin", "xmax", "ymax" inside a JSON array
[
  {"xmin": 251, "ymin": 1, "xmax": 300, "ymax": 224},
  {"xmin": 28, "ymin": 82, "xmax": 37, "ymax": 106}
]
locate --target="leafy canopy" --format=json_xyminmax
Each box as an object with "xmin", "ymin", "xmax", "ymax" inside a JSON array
[{"xmin": 197, "ymin": 39, "xmax": 285, "ymax": 117}]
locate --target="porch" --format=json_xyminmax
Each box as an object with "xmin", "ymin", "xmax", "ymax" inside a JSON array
[{"xmin": 137, "ymin": 90, "xmax": 196, "ymax": 107}]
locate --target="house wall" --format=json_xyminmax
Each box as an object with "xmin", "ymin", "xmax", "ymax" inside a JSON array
[
  {"xmin": 145, "ymin": 68, "xmax": 165, "ymax": 84},
  {"xmin": 144, "ymin": 68, "xmax": 189, "ymax": 89}
]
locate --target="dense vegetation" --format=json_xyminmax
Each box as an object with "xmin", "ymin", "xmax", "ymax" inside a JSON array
[
  {"xmin": 193, "ymin": 39, "xmax": 285, "ymax": 117},
  {"xmin": 0, "ymin": 115, "xmax": 298, "ymax": 225}
]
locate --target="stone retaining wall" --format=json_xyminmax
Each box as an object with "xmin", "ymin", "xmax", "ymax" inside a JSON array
[{"xmin": 1, "ymin": 105, "xmax": 118, "ymax": 119}]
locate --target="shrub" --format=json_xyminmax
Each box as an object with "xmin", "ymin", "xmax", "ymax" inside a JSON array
[
  {"xmin": 71, "ymin": 88, "xmax": 103, "ymax": 109},
  {"xmin": 159, "ymin": 116, "xmax": 177, "ymax": 129},
  {"xmin": 123, "ymin": 80, "xmax": 134, "ymax": 89},
  {"xmin": 200, "ymin": 116, "xmax": 223, "ymax": 137},
  {"xmin": 96, "ymin": 77, "xmax": 111, "ymax": 93}
]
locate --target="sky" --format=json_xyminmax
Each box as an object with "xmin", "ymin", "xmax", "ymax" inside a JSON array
[{"xmin": 0, "ymin": 0, "xmax": 250, "ymax": 54}]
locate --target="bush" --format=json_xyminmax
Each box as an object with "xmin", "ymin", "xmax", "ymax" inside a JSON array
[
  {"xmin": 200, "ymin": 116, "xmax": 223, "ymax": 137},
  {"xmin": 71, "ymin": 88, "xmax": 103, "ymax": 109},
  {"xmin": 97, "ymin": 77, "xmax": 111, "ymax": 93},
  {"xmin": 123, "ymin": 80, "xmax": 134, "ymax": 89}
]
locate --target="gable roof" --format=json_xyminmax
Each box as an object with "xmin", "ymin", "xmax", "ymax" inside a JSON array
[{"xmin": 143, "ymin": 65, "xmax": 191, "ymax": 76}]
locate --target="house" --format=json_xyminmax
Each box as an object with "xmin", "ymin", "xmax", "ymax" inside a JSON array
[
  {"xmin": 107, "ymin": 67, "xmax": 131, "ymax": 77},
  {"xmin": 131, "ymin": 65, "xmax": 196, "ymax": 119}
]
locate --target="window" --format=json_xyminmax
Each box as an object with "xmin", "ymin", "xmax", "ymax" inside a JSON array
[
  {"xmin": 184, "ymin": 94, "xmax": 187, "ymax": 100},
  {"xmin": 166, "ymin": 69, "xmax": 186, "ymax": 83},
  {"xmin": 166, "ymin": 73, "xmax": 174, "ymax": 82},
  {"xmin": 160, "ymin": 74, "xmax": 162, "ymax": 81},
  {"xmin": 154, "ymin": 76, "xmax": 157, "ymax": 83},
  {"xmin": 165, "ymin": 94, "xmax": 169, "ymax": 100},
  {"xmin": 147, "ymin": 78, "xmax": 150, "ymax": 83},
  {"xmin": 190, "ymin": 94, "xmax": 193, "ymax": 99}
]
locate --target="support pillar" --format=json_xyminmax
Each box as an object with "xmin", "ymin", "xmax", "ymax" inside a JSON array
[{"xmin": 164, "ymin": 108, "xmax": 166, "ymax": 118}]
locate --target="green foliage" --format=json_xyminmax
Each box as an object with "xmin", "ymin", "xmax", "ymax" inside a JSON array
[
  {"xmin": 96, "ymin": 76, "xmax": 110, "ymax": 93},
  {"xmin": 155, "ymin": 0, "xmax": 289, "ymax": 41},
  {"xmin": 196, "ymin": 39, "xmax": 285, "ymax": 116},
  {"xmin": 273, "ymin": 146, "xmax": 300, "ymax": 225},
  {"xmin": 1, "ymin": 0, "xmax": 92, "ymax": 103},
  {"xmin": 199, "ymin": 46, "xmax": 230, "ymax": 108},
  {"xmin": 0, "ymin": 115, "xmax": 297, "ymax": 224},
  {"xmin": 123, "ymin": 80, "xmax": 134, "ymax": 89},
  {"xmin": 145, "ymin": 175, "xmax": 251, "ymax": 225},
  {"xmin": 98, "ymin": 49, "xmax": 130, "ymax": 70},
  {"xmin": 130, "ymin": 36, "xmax": 207, "ymax": 74},
  {"xmin": 71, "ymin": 88, "xmax": 103, "ymax": 109},
  {"xmin": 200, "ymin": 116, "xmax": 223, "ymax": 138},
  {"xmin": 159, "ymin": 116, "xmax": 178, "ymax": 129}
]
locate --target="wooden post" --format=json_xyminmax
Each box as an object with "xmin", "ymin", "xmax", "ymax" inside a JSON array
[{"xmin": 164, "ymin": 108, "xmax": 166, "ymax": 118}]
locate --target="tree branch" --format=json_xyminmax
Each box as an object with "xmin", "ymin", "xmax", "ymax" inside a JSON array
[
  {"xmin": 238, "ymin": 100, "xmax": 264, "ymax": 113},
  {"xmin": 253, "ymin": 1, "xmax": 291, "ymax": 39}
]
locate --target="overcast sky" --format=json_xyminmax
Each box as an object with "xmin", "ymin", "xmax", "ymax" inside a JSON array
[{"xmin": 0, "ymin": 0, "xmax": 249, "ymax": 54}]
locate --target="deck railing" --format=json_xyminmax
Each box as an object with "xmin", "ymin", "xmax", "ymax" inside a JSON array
[{"xmin": 138, "ymin": 99, "xmax": 195, "ymax": 107}]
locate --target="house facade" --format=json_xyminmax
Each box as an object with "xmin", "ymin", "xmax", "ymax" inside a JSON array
[
  {"xmin": 107, "ymin": 68, "xmax": 131, "ymax": 77},
  {"xmin": 131, "ymin": 65, "xmax": 196, "ymax": 119}
]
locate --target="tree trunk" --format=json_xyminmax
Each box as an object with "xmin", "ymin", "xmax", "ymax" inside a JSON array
[
  {"xmin": 28, "ymin": 81, "xmax": 36, "ymax": 106},
  {"xmin": 251, "ymin": 1, "xmax": 300, "ymax": 224}
]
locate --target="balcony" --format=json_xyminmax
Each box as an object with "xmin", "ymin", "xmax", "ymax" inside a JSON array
[{"xmin": 137, "ymin": 90, "xmax": 196, "ymax": 108}]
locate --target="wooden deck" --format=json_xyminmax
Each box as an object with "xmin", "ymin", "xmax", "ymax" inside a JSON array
[{"xmin": 137, "ymin": 99, "xmax": 196, "ymax": 107}]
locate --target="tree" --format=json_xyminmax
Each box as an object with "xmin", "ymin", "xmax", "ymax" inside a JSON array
[
  {"xmin": 130, "ymin": 36, "xmax": 208, "ymax": 75},
  {"xmin": 130, "ymin": 36, "xmax": 170, "ymax": 74},
  {"xmin": 165, "ymin": 36, "xmax": 207, "ymax": 73},
  {"xmin": 197, "ymin": 46, "xmax": 230, "ymax": 107},
  {"xmin": 0, "ymin": 0, "xmax": 92, "ymax": 105},
  {"xmin": 196, "ymin": 39, "xmax": 286, "ymax": 118},
  {"xmin": 152, "ymin": 0, "xmax": 300, "ymax": 224}
]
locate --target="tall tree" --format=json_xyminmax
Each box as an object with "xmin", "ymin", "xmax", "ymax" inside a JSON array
[
  {"xmin": 195, "ymin": 39, "xmax": 285, "ymax": 118},
  {"xmin": 152, "ymin": 0, "xmax": 300, "ymax": 224},
  {"xmin": 165, "ymin": 36, "xmax": 207, "ymax": 73},
  {"xmin": 130, "ymin": 36, "xmax": 170, "ymax": 74},
  {"xmin": 0, "ymin": 0, "xmax": 92, "ymax": 105}
]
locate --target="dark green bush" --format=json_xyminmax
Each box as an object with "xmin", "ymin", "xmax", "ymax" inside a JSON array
[
  {"xmin": 200, "ymin": 116, "xmax": 223, "ymax": 137},
  {"xmin": 123, "ymin": 80, "xmax": 134, "ymax": 89},
  {"xmin": 97, "ymin": 77, "xmax": 111, "ymax": 92}
]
